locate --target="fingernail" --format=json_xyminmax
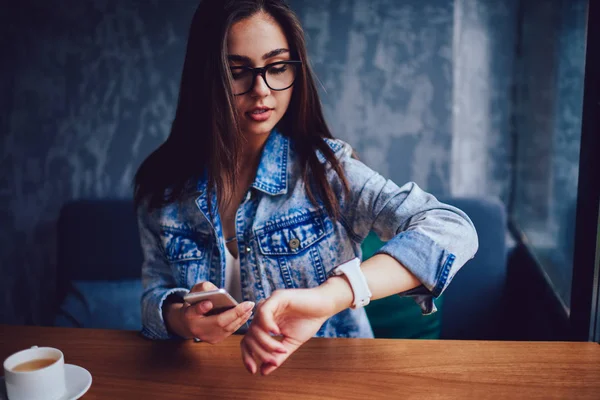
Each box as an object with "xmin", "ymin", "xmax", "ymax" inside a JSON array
[
  {"xmin": 243, "ymin": 301, "xmax": 255, "ymax": 311},
  {"xmin": 197, "ymin": 301, "xmax": 212, "ymax": 314},
  {"xmin": 261, "ymin": 364, "xmax": 274, "ymax": 376}
]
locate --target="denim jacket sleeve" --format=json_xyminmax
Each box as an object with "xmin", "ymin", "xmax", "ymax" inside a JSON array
[
  {"xmin": 137, "ymin": 201, "xmax": 190, "ymax": 340},
  {"xmin": 329, "ymin": 140, "xmax": 479, "ymax": 314}
]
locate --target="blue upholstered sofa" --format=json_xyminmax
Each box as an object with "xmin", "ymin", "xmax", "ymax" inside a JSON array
[{"xmin": 54, "ymin": 197, "xmax": 507, "ymax": 340}]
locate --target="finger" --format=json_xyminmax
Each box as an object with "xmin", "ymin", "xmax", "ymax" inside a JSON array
[
  {"xmin": 246, "ymin": 323, "xmax": 287, "ymax": 354},
  {"xmin": 253, "ymin": 300, "xmax": 281, "ymax": 336},
  {"xmin": 243, "ymin": 333, "xmax": 279, "ymax": 366},
  {"xmin": 240, "ymin": 339, "xmax": 257, "ymax": 374},
  {"xmin": 223, "ymin": 309, "xmax": 253, "ymax": 334},
  {"xmin": 183, "ymin": 300, "xmax": 213, "ymax": 317},
  {"xmin": 261, "ymin": 363, "xmax": 278, "ymax": 376},
  {"xmin": 280, "ymin": 336, "xmax": 303, "ymax": 354},
  {"xmin": 215, "ymin": 301, "xmax": 255, "ymax": 328},
  {"xmin": 193, "ymin": 300, "xmax": 213, "ymax": 315},
  {"xmin": 259, "ymin": 338, "xmax": 301, "ymax": 376},
  {"xmin": 191, "ymin": 281, "xmax": 219, "ymax": 293}
]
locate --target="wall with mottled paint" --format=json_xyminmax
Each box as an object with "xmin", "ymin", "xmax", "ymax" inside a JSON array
[
  {"xmin": 1, "ymin": 0, "xmax": 197, "ymax": 324},
  {"xmin": 0, "ymin": 0, "xmax": 583, "ymax": 325},
  {"xmin": 292, "ymin": 0, "xmax": 456, "ymax": 193},
  {"xmin": 451, "ymin": 0, "xmax": 517, "ymax": 201}
]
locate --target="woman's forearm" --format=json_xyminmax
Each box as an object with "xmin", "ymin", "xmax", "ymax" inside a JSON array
[{"xmin": 318, "ymin": 254, "xmax": 421, "ymax": 315}]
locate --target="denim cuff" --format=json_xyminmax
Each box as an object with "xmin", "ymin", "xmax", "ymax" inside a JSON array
[
  {"xmin": 375, "ymin": 230, "xmax": 456, "ymax": 313},
  {"xmin": 141, "ymin": 287, "xmax": 190, "ymax": 340},
  {"xmin": 396, "ymin": 285, "xmax": 438, "ymax": 314}
]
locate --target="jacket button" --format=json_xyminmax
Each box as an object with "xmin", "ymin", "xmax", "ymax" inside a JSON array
[
  {"xmin": 245, "ymin": 246, "xmax": 251, "ymax": 253},
  {"xmin": 289, "ymin": 238, "xmax": 300, "ymax": 250}
]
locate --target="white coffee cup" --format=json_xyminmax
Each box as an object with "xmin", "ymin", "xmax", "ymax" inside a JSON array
[{"xmin": 3, "ymin": 346, "xmax": 67, "ymax": 400}]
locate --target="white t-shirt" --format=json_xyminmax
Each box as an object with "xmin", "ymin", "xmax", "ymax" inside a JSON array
[{"xmin": 224, "ymin": 243, "xmax": 243, "ymax": 303}]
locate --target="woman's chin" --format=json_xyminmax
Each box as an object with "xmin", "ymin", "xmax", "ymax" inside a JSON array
[{"xmin": 241, "ymin": 123, "xmax": 275, "ymax": 138}]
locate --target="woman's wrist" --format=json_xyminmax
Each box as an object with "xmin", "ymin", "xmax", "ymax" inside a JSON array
[
  {"xmin": 164, "ymin": 301, "xmax": 190, "ymax": 339},
  {"xmin": 317, "ymin": 275, "xmax": 355, "ymax": 316}
]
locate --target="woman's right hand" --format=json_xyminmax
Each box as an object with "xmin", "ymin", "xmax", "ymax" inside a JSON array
[{"xmin": 165, "ymin": 281, "xmax": 255, "ymax": 343}]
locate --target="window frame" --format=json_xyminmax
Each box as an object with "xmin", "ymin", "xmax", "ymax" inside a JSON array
[
  {"xmin": 508, "ymin": 0, "xmax": 599, "ymax": 342},
  {"xmin": 570, "ymin": 0, "xmax": 600, "ymax": 342}
]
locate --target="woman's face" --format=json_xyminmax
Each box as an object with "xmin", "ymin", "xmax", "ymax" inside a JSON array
[{"xmin": 227, "ymin": 12, "xmax": 294, "ymax": 140}]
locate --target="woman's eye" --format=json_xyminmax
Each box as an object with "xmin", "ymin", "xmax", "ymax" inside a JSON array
[
  {"xmin": 269, "ymin": 66, "xmax": 288, "ymax": 75},
  {"xmin": 231, "ymin": 70, "xmax": 247, "ymax": 80},
  {"xmin": 230, "ymin": 67, "xmax": 249, "ymax": 79}
]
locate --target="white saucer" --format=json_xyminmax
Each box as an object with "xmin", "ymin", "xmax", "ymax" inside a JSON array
[{"xmin": 1, "ymin": 364, "xmax": 92, "ymax": 400}]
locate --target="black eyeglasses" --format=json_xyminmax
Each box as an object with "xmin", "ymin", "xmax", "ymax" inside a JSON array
[{"xmin": 230, "ymin": 60, "xmax": 302, "ymax": 96}]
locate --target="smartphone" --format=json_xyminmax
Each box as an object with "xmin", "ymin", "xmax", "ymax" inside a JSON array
[{"xmin": 183, "ymin": 288, "xmax": 239, "ymax": 316}]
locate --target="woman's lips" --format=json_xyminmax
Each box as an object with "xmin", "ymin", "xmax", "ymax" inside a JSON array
[{"xmin": 246, "ymin": 108, "xmax": 273, "ymax": 122}]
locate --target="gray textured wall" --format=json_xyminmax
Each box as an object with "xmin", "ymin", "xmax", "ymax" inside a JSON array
[
  {"xmin": 451, "ymin": 0, "xmax": 517, "ymax": 201},
  {"xmin": 294, "ymin": 0, "xmax": 456, "ymax": 193},
  {"xmin": 1, "ymin": 0, "xmax": 571, "ymax": 325},
  {"xmin": 1, "ymin": 0, "xmax": 197, "ymax": 324}
]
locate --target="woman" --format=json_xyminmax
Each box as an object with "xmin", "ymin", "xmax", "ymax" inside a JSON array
[{"xmin": 134, "ymin": 0, "xmax": 478, "ymax": 376}]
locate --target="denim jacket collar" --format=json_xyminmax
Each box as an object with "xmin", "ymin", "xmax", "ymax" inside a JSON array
[
  {"xmin": 195, "ymin": 129, "xmax": 289, "ymax": 199},
  {"xmin": 250, "ymin": 129, "xmax": 289, "ymax": 196}
]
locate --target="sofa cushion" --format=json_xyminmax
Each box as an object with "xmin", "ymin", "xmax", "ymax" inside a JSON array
[
  {"xmin": 54, "ymin": 280, "xmax": 142, "ymax": 331},
  {"xmin": 437, "ymin": 197, "xmax": 507, "ymax": 339},
  {"xmin": 57, "ymin": 200, "xmax": 143, "ymax": 282}
]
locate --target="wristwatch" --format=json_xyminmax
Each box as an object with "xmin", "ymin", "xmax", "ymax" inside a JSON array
[{"xmin": 330, "ymin": 257, "xmax": 372, "ymax": 309}]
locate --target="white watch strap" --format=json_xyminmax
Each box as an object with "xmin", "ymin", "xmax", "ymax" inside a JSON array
[{"xmin": 331, "ymin": 257, "xmax": 372, "ymax": 308}]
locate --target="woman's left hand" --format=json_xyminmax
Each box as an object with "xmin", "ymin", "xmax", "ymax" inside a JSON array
[{"xmin": 240, "ymin": 287, "xmax": 337, "ymax": 376}]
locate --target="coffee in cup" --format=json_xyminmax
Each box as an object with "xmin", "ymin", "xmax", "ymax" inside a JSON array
[
  {"xmin": 11, "ymin": 358, "xmax": 58, "ymax": 372},
  {"xmin": 3, "ymin": 346, "xmax": 67, "ymax": 400}
]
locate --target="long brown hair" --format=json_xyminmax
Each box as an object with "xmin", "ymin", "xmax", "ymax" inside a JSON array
[{"xmin": 134, "ymin": 0, "xmax": 350, "ymax": 220}]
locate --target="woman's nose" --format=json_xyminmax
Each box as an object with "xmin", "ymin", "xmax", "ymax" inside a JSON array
[{"xmin": 250, "ymin": 74, "xmax": 270, "ymax": 97}]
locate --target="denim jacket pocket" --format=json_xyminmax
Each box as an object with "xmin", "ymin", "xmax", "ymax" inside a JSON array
[
  {"xmin": 255, "ymin": 210, "xmax": 330, "ymax": 289},
  {"xmin": 160, "ymin": 227, "xmax": 213, "ymax": 288}
]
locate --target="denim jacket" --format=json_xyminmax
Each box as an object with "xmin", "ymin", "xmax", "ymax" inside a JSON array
[{"xmin": 138, "ymin": 130, "xmax": 478, "ymax": 340}]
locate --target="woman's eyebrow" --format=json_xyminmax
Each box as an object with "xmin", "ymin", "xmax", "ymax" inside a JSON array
[
  {"xmin": 227, "ymin": 48, "xmax": 290, "ymax": 64},
  {"xmin": 228, "ymin": 54, "xmax": 252, "ymax": 64},
  {"xmin": 262, "ymin": 48, "xmax": 289, "ymax": 60}
]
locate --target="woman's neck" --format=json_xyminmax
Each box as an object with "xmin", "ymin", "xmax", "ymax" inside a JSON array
[{"xmin": 240, "ymin": 131, "xmax": 270, "ymax": 169}]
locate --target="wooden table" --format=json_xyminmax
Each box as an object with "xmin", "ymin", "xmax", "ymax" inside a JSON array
[{"xmin": 1, "ymin": 325, "xmax": 600, "ymax": 399}]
